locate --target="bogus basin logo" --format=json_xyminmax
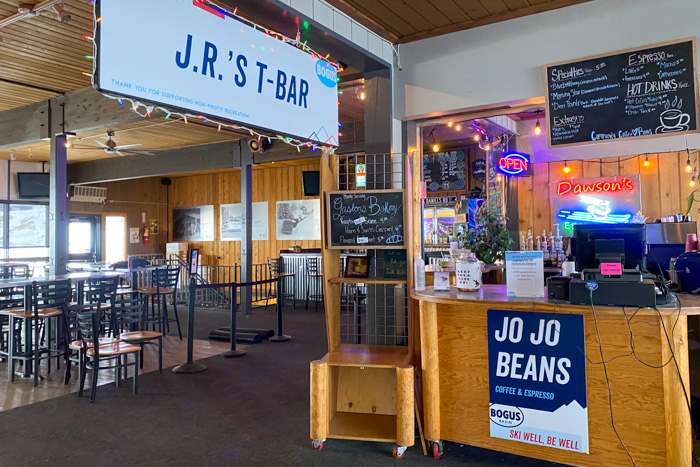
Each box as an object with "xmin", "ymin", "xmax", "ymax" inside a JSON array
[
  {"xmin": 487, "ymin": 309, "xmax": 589, "ymax": 453},
  {"xmin": 316, "ymin": 60, "xmax": 337, "ymax": 88}
]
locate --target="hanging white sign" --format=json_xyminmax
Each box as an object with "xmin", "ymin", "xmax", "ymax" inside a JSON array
[{"xmin": 95, "ymin": 0, "xmax": 339, "ymax": 146}]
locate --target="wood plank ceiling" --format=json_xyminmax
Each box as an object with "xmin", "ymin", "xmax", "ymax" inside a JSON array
[
  {"xmin": 0, "ymin": 0, "xmax": 362, "ymax": 163},
  {"xmin": 325, "ymin": 0, "xmax": 593, "ymax": 43}
]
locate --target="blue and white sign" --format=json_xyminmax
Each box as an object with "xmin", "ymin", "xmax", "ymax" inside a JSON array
[
  {"xmin": 96, "ymin": 0, "xmax": 339, "ymax": 146},
  {"xmin": 488, "ymin": 309, "xmax": 588, "ymax": 453}
]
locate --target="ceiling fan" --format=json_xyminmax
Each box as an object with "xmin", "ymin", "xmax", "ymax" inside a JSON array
[{"xmin": 70, "ymin": 131, "xmax": 156, "ymax": 157}]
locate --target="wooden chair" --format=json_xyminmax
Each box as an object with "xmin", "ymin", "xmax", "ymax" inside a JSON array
[
  {"xmin": 1, "ymin": 279, "xmax": 72, "ymax": 386},
  {"xmin": 305, "ymin": 257, "xmax": 324, "ymax": 312},
  {"xmin": 139, "ymin": 267, "xmax": 182, "ymax": 340},
  {"xmin": 114, "ymin": 295, "xmax": 163, "ymax": 373},
  {"xmin": 76, "ymin": 309, "xmax": 140, "ymax": 403}
]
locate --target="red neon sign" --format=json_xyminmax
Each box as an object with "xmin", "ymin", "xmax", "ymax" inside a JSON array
[
  {"xmin": 498, "ymin": 157, "xmax": 528, "ymax": 172},
  {"xmin": 556, "ymin": 178, "xmax": 635, "ymax": 196}
]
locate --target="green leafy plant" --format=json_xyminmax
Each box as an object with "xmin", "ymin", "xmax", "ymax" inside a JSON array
[
  {"xmin": 458, "ymin": 205, "xmax": 513, "ymax": 265},
  {"xmin": 685, "ymin": 189, "xmax": 700, "ymax": 216}
]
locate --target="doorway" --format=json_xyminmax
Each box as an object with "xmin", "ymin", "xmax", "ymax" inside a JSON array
[
  {"xmin": 105, "ymin": 215, "xmax": 126, "ymax": 265},
  {"xmin": 69, "ymin": 214, "xmax": 101, "ymax": 262}
]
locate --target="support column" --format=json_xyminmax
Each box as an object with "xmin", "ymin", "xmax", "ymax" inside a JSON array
[
  {"xmin": 239, "ymin": 143, "xmax": 254, "ymax": 315},
  {"xmin": 49, "ymin": 132, "xmax": 68, "ymax": 276}
]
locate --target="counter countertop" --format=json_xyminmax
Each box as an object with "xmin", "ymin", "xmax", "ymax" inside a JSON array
[{"xmin": 410, "ymin": 284, "xmax": 700, "ymax": 316}]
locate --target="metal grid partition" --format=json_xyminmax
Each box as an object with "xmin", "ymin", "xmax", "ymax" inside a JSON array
[{"xmin": 336, "ymin": 153, "xmax": 409, "ymax": 347}]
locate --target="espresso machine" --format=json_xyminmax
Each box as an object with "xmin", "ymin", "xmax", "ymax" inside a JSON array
[{"xmin": 645, "ymin": 222, "xmax": 697, "ymax": 281}]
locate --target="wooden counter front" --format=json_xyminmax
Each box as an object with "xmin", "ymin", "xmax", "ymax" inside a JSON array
[{"xmin": 410, "ymin": 285, "xmax": 699, "ymax": 466}]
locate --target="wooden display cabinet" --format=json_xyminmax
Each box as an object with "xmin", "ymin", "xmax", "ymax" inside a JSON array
[{"xmin": 310, "ymin": 152, "xmax": 416, "ymax": 459}]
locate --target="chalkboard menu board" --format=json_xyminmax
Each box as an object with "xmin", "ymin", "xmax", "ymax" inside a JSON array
[
  {"xmin": 544, "ymin": 38, "xmax": 699, "ymax": 148},
  {"xmin": 327, "ymin": 190, "xmax": 404, "ymax": 249},
  {"xmin": 423, "ymin": 151, "xmax": 467, "ymax": 192},
  {"xmin": 472, "ymin": 158, "xmax": 486, "ymax": 183}
]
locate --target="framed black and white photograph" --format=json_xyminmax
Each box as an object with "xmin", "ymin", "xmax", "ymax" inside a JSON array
[
  {"xmin": 172, "ymin": 205, "xmax": 215, "ymax": 242},
  {"xmin": 276, "ymin": 199, "xmax": 321, "ymax": 241},
  {"xmin": 220, "ymin": 202, "xmax": 269, "ymax": 241}
]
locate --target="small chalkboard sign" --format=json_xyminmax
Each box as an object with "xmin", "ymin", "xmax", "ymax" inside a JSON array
[
  {"xmin": 424, "ymin": 151, "xmax": 467, "ymax": 192},
  {"xmin": 544, "ymin": 38, "xmax": 700, "ymax": 148},
  {"xmin": 383, "ymin": 249, "xmax": 407, "ymax": 279},
  {"xmin": 327, "ymin": 190, "xmax": 404, "ymax": 249},
  {"xmin": 472, "ymin": 158, "xmax": 486, "ymax": 183}
]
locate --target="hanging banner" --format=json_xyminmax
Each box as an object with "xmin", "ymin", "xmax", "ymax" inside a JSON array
[
  {"xmin": 95, "ymin": 0, "xmax": 339, "ymax": 146},
  {"xmin": 488, "ymin": 309, "xmax": 588, "ymax": 454},
  {"xmin": 552, "ymin": 174, "xmax": 642, "ymax": 236}
]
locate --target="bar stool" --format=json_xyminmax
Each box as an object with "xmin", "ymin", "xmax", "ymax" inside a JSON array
[
  {"xmin": 2, "ymin": 279, "xmax": 72, "ymax": 386},
  {"xmin": 265, "ymin": 258, "xmax": 295, "ymax": 310},
  {"xmin": 0, "ymin": 286, "xmax": 24, "ymax": 363},
  {"xmin": 139, "ymin": 267, "xmax": 182, "ymax": 340},
  {"xmin": 305, "ymin": 257, "xmax": 324, "ymax": 312}
]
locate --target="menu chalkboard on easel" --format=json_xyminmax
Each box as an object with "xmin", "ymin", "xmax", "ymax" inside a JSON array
[
  {"xmin": 327, "ymin": 190, "xmax": 404, "ymax": 249},
  {"xmin": 544, "ymin": 38, "xmax": 699, "ymax": 148}
]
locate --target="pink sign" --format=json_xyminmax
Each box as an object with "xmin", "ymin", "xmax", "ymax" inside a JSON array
[{"xmin": 600, "ymin": 262, "xmax": 622, "ymax": 275}]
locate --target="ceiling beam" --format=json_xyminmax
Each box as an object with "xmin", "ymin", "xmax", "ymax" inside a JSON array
[
  {"xmin": 68, "ymin": 141, "xmax": 240, "ymax": 185},
  {"xmin": 0, "ymin": 86, "xmax": 146, "ymax": 149},
  {"xmin": 396, "ymin": 0, "xmax": 594, "ymax": 43}
]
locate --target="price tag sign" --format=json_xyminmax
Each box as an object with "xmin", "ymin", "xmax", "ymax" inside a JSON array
[{"xmin": 356, "ymin": 163, "xmax": 367, "ymax": 188}]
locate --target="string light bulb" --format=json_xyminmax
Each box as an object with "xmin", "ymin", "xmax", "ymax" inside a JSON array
[
  {"xmin": 432, "ymin": 143, "xmax": 440, "ymax": 153},
  {"xmin": 534, "ymin": 110, "xmax": 542, "ymax": 136},
  {"xmin": 360, "ymin": 91, "xmax": 365, "ymax": 101},
  {"xmin": 563, "ymin": 161, "xmax": 571, "ymax": 174},
  {"xmin": 686, "ymin": 156, "xmax": 693, "ymax": 173},
  {"xmin": 496, "ymin": 174, "xmax": 502, "ymax": 182},
  {"xmin": 691, "ymin": 174, "xmax": 697, "ymax": 188},
  {"xmin": 447, "ymin": 121, "xmax": 453, "ymax": 127},
  {"xmin": 455, "ymin": 123, "xmax": 462, "ymax": 131},
  {"xmin": 643, "ymin": 155, "xmax": 650, "ymax": 168},
  {"xmin": 484, "ymin": 142, "xmax": 491, "ymax": 151}
]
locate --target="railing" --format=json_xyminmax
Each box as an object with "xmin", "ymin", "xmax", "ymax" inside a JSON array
[
  {"xmin": 128, "ymin": 254, "xmax": 166, "ymax": 265},
  {"xmin": 173, "ymin": 261, "xmax": 276, "ymax": 309}
]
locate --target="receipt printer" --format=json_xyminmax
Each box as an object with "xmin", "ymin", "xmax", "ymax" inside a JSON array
[{"xmin": 546, "ymin": 275, "xmax": 571, "ymax": 300}]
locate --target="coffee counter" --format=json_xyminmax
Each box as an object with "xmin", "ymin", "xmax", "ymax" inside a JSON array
[{"xmin": 410, "ymin": 285, "xmax": 700, "ymax": 466}]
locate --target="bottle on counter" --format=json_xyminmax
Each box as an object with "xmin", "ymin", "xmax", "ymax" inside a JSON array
[
  {"xmin": 535, "ymin": 236, "xmax": 541, "ymax": 251},
  {"xmin": 521, "ymin": 234, "xmax": 527, "ymax": 251}
]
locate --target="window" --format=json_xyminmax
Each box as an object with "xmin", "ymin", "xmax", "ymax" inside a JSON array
[
  {"xmin": 9, "ymin": 204, "xmax": 47, "ymax": 247},
  {"xmin": 0, "ymin": 202, "xmax": 50, "ymax": 260}
]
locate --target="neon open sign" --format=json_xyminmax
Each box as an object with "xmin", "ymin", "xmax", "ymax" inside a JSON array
[{"xmin": 497, "ymin": 152, "xmax": 531, "ymax": 177}]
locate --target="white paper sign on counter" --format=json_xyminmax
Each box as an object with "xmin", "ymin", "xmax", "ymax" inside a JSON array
[{"xmin": 505, "ymin": 251, "xmax": 544, "ymax": 298}]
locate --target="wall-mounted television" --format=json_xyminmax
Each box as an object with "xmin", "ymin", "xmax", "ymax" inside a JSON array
[
  {"xmin": 302, "ymin": 171, "xmax": 320, "ymax": 197},
  {"xmin": 17, "ymin": 173, "xmax": 50, "ymax": 198}
]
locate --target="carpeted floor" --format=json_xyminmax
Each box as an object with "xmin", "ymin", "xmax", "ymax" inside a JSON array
[{"xmin": 0, "ymin": 305, "xmax": 563, "ymax": 466}]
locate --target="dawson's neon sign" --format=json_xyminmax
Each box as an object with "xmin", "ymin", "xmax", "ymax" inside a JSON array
[
  {"xmin": 497, "ymin": 152, "xmax": 531, "ymax": 176},
  {"xmin": 556, "ymin": 178, "xmax": 635, "ymax": 196}
]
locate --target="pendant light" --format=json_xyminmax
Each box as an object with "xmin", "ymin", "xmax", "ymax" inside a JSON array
[{"xmin": 534, "ymin": 110, "xmax": 542, "ymax": 136}]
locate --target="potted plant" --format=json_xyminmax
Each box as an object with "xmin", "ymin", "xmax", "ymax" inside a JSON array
[{"xmin": 458, "ymin": 205, "xmax": 513, "ymax": 265}]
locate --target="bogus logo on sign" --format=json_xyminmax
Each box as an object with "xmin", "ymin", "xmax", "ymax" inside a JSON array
[
  {"xmin": 316, "ymin": 61, "xmax": 337, "ymax": 88},
  {"xmin": 489, "ymin": 404, "xmax": 524, "ymax": 428}
]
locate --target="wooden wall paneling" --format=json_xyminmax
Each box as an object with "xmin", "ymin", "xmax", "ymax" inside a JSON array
[
  {"xmin": 582, "ymin": 158, "xmax": 602, "ymax": 179},
  {"xmin": 658, "ymin": 152, "xmax": 682, "ymax": 218},
  {"xmin": 620, "ymin": 154, "xmax": 640, "ymax": 178},
  {"xmin": 517, "ymin": 173, "xmax": 533, "ymax": 239},
  {"xmin": 640, "ymin": 154, "xmax": 661, "ymax": 222},
  {"xmin": 679, "ymin": 151, "xmax": 700, "ymax": 235}
]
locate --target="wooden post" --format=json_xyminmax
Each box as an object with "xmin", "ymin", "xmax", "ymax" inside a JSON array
[
  {"xmin": 310, "ymin": 360, "xmax": 329, "ymax": 441},
  {"xmin": 396, "ymin": 366, "xmax": 415, "ymax": 447},
  {"xmin": 661, "ymin": 315, "xmax": 692, "ymax": 466},
  {"xmin": 320, "ymin": 151, "xmax": 341, "ymax": 351},
  {"xmin": 420, "ymin": 300, "xmax": 441, "ymax": 442}
]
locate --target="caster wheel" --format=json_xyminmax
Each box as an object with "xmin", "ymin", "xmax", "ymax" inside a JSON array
[
  {"xmin": 312, "ymin": 440, "xmax": 323, "ymax": 451},
  {"xmin": 432, "ymin": 441, "xmax": 443, "ymax": 459},
  {"xmin": 393, "ymin": 446, "xmax": 407, "ymax": 459}
]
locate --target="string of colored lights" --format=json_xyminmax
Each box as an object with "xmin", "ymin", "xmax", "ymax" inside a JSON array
[{"xmin": 85, "ymin": 0, "xmax": 341, "ymax": 153}]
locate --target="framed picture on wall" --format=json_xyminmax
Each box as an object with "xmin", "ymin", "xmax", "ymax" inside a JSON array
[{"xmin": 344, "ymin": 256, "xmax": 371, "ymax": 279}]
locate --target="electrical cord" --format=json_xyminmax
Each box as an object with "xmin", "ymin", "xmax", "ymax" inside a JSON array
[{"xmin": 589, "ymin": 288, "xmax": 636, "ymax": 466}]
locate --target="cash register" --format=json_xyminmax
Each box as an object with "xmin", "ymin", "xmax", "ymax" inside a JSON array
[{"xmin": 564, "ymin": 224, "xmax": 661, "ymax": 307}]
